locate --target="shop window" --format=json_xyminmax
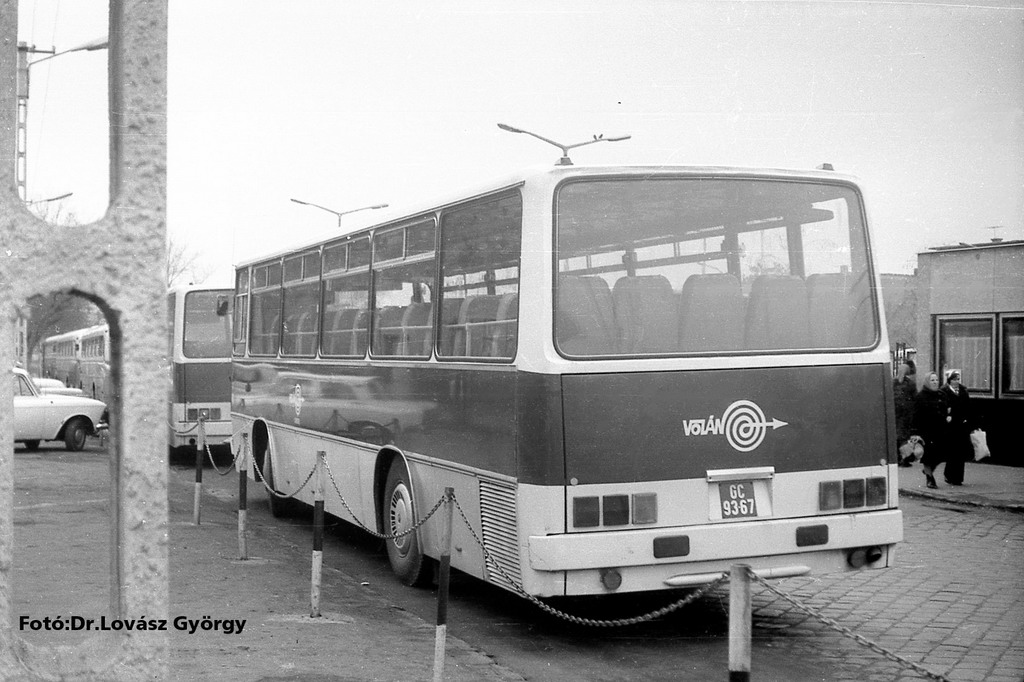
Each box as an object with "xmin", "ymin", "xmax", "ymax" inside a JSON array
[
  {"xmin": 1002, "ymin": 316, "xmax": 1024, "ymax": 397},
  {"xmin": 937, "ymin": 317, "xmax": 993, "ymax": 393}
]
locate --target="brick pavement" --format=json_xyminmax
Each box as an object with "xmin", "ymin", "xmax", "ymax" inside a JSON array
[{"xmin": 742, "ymin": 463, "xmax": 1024, "ymax": 681}]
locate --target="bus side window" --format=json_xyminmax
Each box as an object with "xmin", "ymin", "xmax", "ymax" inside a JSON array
[{"xmin": 438, "ymin": 191, "xmax": 522, "ymax": 361}]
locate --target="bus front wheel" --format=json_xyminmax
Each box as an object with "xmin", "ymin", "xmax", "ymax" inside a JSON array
[
  {"xmin": 264, "ymin": 453, "xmax": 299, "ymax": 518},
  {"xmin": 383, "ymin": 464, "xmax": 430, "ymax": 587}
]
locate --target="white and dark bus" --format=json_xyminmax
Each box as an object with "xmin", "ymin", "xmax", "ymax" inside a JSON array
[
  {"xmin": 43, "ymin": 286, "xmax": 233, "ymax": 454},
  {"xmin": 230, "ymin": 164, "xmax": 903, "ymax": 597},
  {"xmin": 167, "ymin": 283, "xmax": 233, "ymax": 452},
  {"xmin": 42, "ymin": 323, "xmax": 109, "ymax": 400}
]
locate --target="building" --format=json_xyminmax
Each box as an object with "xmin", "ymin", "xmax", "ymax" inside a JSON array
[{"xmin": 914, "ymin": 239, "xmax": 1024, "ymax": 464}]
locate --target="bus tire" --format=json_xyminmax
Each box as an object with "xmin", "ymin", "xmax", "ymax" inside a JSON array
[
  {"xmin": 64, "ymin": 418, "xmax": 89, "ymax": 451},
  {"xmin": 264, "ymin": 451, "xmax": 299, "ymax": 518},
  {"xmin": 23, "ymin": 440, "xmax": 40, "ymax": 451},
  {"xmin": 383, "ymin": 463, "xmax": 430, "ymax": 587}
]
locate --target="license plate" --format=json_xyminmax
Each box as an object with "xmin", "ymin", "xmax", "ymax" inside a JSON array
[{"xmin": 719, "ymin": 480, "xmax": 758, "ymax": 519}]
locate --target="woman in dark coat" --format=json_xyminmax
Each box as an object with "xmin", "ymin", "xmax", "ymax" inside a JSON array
[
  {"xmin": 939, "ymin": 370, "xmax": 972, "ymax": 486},
  {"xmin": 913, "ymin": 371, "xmax": 950, "ymax": 489},
  {"xmin": 893, "ymin": 362, "xmax": 918, "ymax": 465}
]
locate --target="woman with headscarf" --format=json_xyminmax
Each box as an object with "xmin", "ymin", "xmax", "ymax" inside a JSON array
[
  {"xmin": 893, "ymin": 361, "xmax": 918, "ymax": 466},
  {"xmin": 912, "ymin": 371, "xmax": 951, "ymax": 489},
  {"xmin": 939, "ymin": 370, "xmax": 972, "ymax": 486}
]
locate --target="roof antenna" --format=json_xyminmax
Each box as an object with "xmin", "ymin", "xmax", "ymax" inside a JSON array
[{"xmin": 497, "ymin": 123, "xmax": 630, "ymax": 166}]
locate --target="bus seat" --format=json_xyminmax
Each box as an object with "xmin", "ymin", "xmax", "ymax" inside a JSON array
[
  {"xmin": 557, "ymin": 275, "xmax": 617, "ymax": 355},
  {"xmin": 678, "ymin": 274, "xmax": 744, "ymax": 352},
  {"xmin": 323, "ymin": 308, "xmax": 357, "ymax": 355},
  {"xmin": 297, "ymin": 311, "xmax": 317, "ymax": 355},
  {"xmin": 846, "ymin": 276, "xmax": 875, "ymax": 346},
  {"xmin": 254, "ymin": 314, "xmax": 280, "ymax": 355},
  {"xmin": 439, "ymin": 297, "xmax": 465, "ymax": 356},
  {"xmin": 612, "ymin": 275, "xmax": 678, "ymax": 353},
  {"xmin": 351, "ymin": 310, "xmax": 370, "ymax": 356},
  {"xmin": 745, "ymin": 275, "xmax": 809, "ymax": 350},
  {"xmin": 374, "ymin": 306, "xmax": 406, "ymax": 355},
  {"xmin": 461, "ymin": 295, "xmax": 505, "ymax": 357},
  {"xmin": 492, "ymin": 293, "xmax": 519, "ymax": 358},
  {"xmin": 806, "ymin": 273, "xmax": 851, "ymax": 347},
  {"xmin": 400, "ymin": 302, "xmax": 434, "ymax": 356}
]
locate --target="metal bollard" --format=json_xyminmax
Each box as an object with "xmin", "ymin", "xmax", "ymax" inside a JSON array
[
  {"xmin": 310, "ymin": 451, "xmax": 326, "ymax": 618},
  {"xmin": 432, "ymin": 487, "xmax": 455, "ymax": 682},
  {"xmin": 728, "ymin": 564, "xmax": 752, "ymax": 682},
  {"xmin": 238, "ymin": 433, "xmax": 249, "ymax": 560},
  {"xmin": 193, "ymin": 416, "xmax": 206, "ymax": 525}
]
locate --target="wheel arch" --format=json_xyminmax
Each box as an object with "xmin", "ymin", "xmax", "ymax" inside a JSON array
[
  {"xmin": 249, "ymin": 419, "xmax": 271, "ymax": 473},
  {"xmin": 56, "ymin": 414, "xmax": 96, "ymax": 440},
  {"xmin": 373, "ymin": 446, "xmax": 412, "ymax": 534}
]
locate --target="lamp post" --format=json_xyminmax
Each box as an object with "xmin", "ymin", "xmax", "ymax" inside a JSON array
[
  {"xmin": 289, "ymin": 198, "xmax": 388, "ymax": 227},
  {"xmin": 16, "ymin": 37, "xmax": 109, "ymax": 200}
]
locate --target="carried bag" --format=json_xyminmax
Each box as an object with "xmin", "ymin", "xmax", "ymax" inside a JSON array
[
  {"xmin": 899, "ymin": 435, "xmax": 924, "ymax": 463},
  {"xmin": 971, "ymin": 429, "xmax": 991, "ymax": 461}
]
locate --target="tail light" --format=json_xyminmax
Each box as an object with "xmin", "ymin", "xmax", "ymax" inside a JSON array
[
  {"xmin": 819, "ymin": 476, "xmax": 886, "ymax": 511},
  {"xmin": 573, "ymin": 493, "xmax": 659, "ymax": 529}
]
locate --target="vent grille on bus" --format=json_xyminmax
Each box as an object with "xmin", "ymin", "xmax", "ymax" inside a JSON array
[{"xmin": 479, "ymin": 479, "xmax": 521, "ymax": 588}]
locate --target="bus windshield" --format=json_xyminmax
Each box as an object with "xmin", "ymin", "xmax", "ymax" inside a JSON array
[
  {"xmin": 555, "ymin": 177, "xmax": 877, "ymax": 357},
  {"xmin": 183, "ymin": 291, "xmax": 232, "ymax": 358}
]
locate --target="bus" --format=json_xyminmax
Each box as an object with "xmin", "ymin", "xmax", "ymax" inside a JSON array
[
  {"xmin": 41, "ymin": 328, "xmax": 83, "ymax": 388},
  {"xmin": 43, "ymin": 324, "xmax": 111, "ymax": 402},
  {"xmin": 167, "ymin": 284, "xmax": 233, "ymax": 453},
  {"xmin": 230, "ymin": 164, "xmax": 903, "ymax": 598},
  {"xmin": 41, "ymin": 285, "xmax": 233, "ymax": 454}
]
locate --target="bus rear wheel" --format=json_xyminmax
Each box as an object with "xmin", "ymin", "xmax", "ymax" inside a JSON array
[{"xmin": 383, "ymin": 463, "xmax": 431, "ymax": 587}]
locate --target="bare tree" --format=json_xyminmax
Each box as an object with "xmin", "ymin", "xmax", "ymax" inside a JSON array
[
  {"xmin": 25, "ymin": 292, "xmax": 101, "ymax": 372},
  {"xmin": 167, "ymin": 233, "xmax": 211, "ymax": 288}
]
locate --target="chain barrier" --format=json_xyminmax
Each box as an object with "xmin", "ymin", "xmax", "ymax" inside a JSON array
[
  {"xmin": 326, "ymin": 455, "xmax": 724, "ymax": 625},
  {"xmin": 747, "ymin": 571, "xmax": 952, "ymax": 681},
  {"xmin": 246, "ymin": 450, "xmax": 953, "ymax": 652},
  {"xmin": 205, "ymin": 439, "xmax": 240, "ymax": 476},
  {"xmin": 321, "ymin": 457, "xmax": 447, "ymax": 540},
  {"xmin": 450, "ymin": 495, "xmax": 728, "ymax": 626},
  {"xmin": 169, "ymin": 421, "xmax": 199, "ymax": 436},
  {"xmin": 250, "ymin": 448, "xmax": 319, "ymax": 500}
]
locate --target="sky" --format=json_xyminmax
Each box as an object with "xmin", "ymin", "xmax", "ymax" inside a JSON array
[{"xmin": 16, "ymin": 0, "xmax": 1024, "ymax": 285}]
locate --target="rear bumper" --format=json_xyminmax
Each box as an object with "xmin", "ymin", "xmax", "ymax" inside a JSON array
[{"xmin": 529, "ymin": 508, "xmax": 903, "ymax": 571}]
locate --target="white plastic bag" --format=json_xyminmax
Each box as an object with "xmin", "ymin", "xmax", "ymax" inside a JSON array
[{"xmin": 971, "ymin": 429, "xmax": 990, "ymax": 461}]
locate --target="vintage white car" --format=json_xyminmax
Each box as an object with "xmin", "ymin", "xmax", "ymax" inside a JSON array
[
  {"xmin": 12, "ymin": 368, "xmax": 107, "ymax": 451},
  {"xmin": 32, "ymin": 377, "xmax": 86, "ymax": 397}
]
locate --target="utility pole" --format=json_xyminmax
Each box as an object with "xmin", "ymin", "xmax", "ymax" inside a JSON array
[
  {"xmin": 15, "ymin": 38, "xmax": 108, "ymax": 200},
  {"xmin": 15, "ymin": 43, "xmax": 54, "ymax": 200}
]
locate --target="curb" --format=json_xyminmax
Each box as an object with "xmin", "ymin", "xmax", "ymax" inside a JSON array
[{"xmin": 898, "ymin": 487, "xmax": 1024, "ymax": 513}]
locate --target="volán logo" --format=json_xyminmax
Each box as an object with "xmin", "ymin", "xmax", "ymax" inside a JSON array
[{"xmin": 683, "ymin": 400, "xmax": 788, "ymax": 452}]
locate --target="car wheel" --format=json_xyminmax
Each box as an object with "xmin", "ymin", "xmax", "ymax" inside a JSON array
[
  {"xmin": 64, "ymin": 418, "xmax": 89, "ymax": 451},
  {"xmin": 383, "ymin": 462, "xmax": 430, "ymax": 586},
  {"xmin": 23, "ymin": 440, "xmax": 40, "ymax": 451}
]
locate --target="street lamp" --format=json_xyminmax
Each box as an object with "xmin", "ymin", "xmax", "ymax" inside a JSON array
[
  {"xmin": 497, "ymin": 122, "xmax": 631, "ymax": 166},
  {"xmin": 289, "ymin": 198, "xmax": 388, "ymax": 227},
  {"xmin": 15, "ymin": 37, "xmax": 109, "ymax": 200}
]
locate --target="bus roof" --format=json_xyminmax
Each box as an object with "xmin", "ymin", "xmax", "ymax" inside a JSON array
[
  {"xmin": 233, "ymin": 163, "xmax": 861, "ymax": 270},
  {"xmin": 167, "ymin": 282, "xmax": 234, "ymax": 296}
]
